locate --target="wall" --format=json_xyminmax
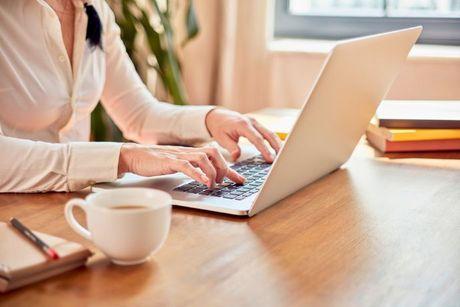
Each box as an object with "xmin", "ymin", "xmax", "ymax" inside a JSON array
[
  {"xmin": 267, "ymin": 49, "xmax": 460, "ymax": 109},
  {"xmin": 180, "ymin": 0, "xmax": 460, "ymax": 112}
]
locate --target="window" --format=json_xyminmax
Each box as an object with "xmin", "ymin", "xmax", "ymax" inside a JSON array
[{"xmin": 274, "ymin": 0, "xmax": 460, "ymax": 45}]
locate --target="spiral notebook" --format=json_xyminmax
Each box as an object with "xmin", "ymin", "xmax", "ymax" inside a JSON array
[{"xmin": 0, "ymin": 222, "xmax": 92, "ymax": 292}]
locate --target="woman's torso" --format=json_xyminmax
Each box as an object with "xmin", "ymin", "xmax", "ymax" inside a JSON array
[{"xmin": 0, "ymin": 0, "xmax": 106, "ymax": 143}]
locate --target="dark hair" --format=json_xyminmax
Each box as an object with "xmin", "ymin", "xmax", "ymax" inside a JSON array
[{"xmin": 84, "ymin": 3, "xmax": 103, "ymax": 50}]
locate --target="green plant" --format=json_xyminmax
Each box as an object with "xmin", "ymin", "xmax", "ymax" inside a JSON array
[
  {"xmin": 91, "ymin": 0, "xmax": 199, "ymax": 141},
  {"xmin": 114, "ymin": 0, "xmax": 199, "ymax": 105}
]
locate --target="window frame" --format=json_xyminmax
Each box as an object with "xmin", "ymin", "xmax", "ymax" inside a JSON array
[{"xmin": 274, "ymin": 0, "xmax": 460, "ymax": 46}]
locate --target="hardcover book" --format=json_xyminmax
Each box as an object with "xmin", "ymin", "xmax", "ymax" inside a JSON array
[
  {"xmin": 375, "ymin": 100, "xmax": 460, "ymax": 129},
  {"xmin": 366, "ymin": 130, "xmax": 460, "ymax": 153},
  {"xmin": 367, "ymin": 121, "xmax": 460, "ymax": 142}
]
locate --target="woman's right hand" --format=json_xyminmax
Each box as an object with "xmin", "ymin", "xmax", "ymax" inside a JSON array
[{"xmin": 118, "ymin": 143, "xmax": 246, "ymax": 188}]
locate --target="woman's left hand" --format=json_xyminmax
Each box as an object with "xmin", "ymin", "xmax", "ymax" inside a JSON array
[{"xmin": 205, "ymin": 108, "xmax": 282, "ymax": 163}]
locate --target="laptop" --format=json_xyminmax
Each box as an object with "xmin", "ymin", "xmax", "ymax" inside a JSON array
[{"xmin": 94, "ymin": 26, "xmax": 422, "ymax": 216}]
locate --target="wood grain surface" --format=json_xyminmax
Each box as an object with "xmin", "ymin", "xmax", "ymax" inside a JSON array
[{"xmin": 1, "ymin": 141, "xmax": 459, "ymax": 307}]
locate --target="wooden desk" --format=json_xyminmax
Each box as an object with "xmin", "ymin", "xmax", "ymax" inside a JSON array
[{"xmin": 1, "ymin": 145, "xmax": 460, "ymax": 306}]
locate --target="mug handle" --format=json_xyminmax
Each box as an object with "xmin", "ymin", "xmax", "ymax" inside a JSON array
[{"xmin": 64, "ymin": 199, "xmax": 92, "ymax": 240}]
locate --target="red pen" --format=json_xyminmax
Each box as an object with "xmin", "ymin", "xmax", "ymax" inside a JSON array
[{"xmin": 9, "ymin": 217, "xmax": 60, "ymax": 260}]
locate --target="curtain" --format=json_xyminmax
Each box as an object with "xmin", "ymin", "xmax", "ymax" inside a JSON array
[{"xmin": 180, "ymin": 0, "xmax": 273, "ymax": 113}]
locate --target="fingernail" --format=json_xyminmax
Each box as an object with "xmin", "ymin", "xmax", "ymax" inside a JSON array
[{"xmin": 268, "ymin": 154, "xmax": 274, "ymax": 163}]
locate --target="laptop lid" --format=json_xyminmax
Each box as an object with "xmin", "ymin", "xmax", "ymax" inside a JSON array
[{"xmin": 249, "ymin": 26, "xmax": 422, "ymax": 216}]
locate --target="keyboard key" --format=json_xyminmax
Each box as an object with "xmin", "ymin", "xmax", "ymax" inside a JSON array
[
  {"xmin": 210, "ymin": 190, "xmax": 224, "ymax": 197},
  {"xmin": 173, "ymin": 155, "xmax": 270, "ymax": 199},
  {"xmin": 175, "ymin": 186, "xmax": 188, "ymax": 192}
]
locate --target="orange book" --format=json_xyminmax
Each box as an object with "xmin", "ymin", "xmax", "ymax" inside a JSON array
[
  {"xmin": 366, "ymin": 130, "xmax": 460, "ymax": 153},
  {"xmin": 367, "ymin": 120, "xmax": 460, "ymax": 141}
]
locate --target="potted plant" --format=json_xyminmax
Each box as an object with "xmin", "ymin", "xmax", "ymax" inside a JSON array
[{"xmin": 92, "ymin": 0, "xmax": 199, "ymax": 141}]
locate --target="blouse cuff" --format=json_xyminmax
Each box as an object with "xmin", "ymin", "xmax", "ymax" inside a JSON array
[
  {"xmin": 67, "ymin": 142, "xmax": 122, "ymax": 191},
  {"xmin": 179, "ymin": 105, "xmax": 216, "ymax": 143}
]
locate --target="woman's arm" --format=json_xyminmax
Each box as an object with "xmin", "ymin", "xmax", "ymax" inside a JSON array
[
  {"xmin": 0, "ymin": 135, "xmax": 121, "ymax": 192},
  {"xmin": 99, "ymin": 3, "xmax": 214, "ymax": 146}
]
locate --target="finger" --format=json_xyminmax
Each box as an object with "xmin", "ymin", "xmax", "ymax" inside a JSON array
[
  {"xmin": 238, "ymin": 123, "xmax": 274, "ymax": 163},
  {"xmin": 250, "ymin": 118, "xmax": 282, "ymax": 154},
  {"xmin": 180, "ymin": 153, "xmax": 217, "ymax": 188},
  {"xmin": 172, "ymin": 159, "xmax": 210, "ymax": 186},
  {"xmin": 202, "ymin": 147, "xmax": 245, "ymax": 184},
  {"xmin": 200, "ymin": 147, "xmax": 227, "ymax": 183},
  {"xmin": 226, "ymin": 168, "xmax": 246, "ymax": 185},
  {"xmin": 216, "ymin": 134, "xmax": 241, "ymax": 162}
]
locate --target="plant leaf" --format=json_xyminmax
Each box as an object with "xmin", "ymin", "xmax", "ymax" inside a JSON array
[
  {"xmin": 137, "ymin": 9, "xmax": 164, "ymax": 64},
  {"xmin": 119, "ymin": 1, "xmax": 138, "ymax": 63},
  {"xmin": 148, "ymin": 63, "xmax": 165, "ymax": 80},
  {"xmin": 148, "ymin": 1, "xmax": 188, "ymax": 105},
  {"xmin": 182, "ymin": 0, "xmax": 199, "ymax": 46},
  {"xmin": 165, "ymin": 0, "xmax": 171, "ymax": 18},
  {"xmin": 138, "ymin": 7, "xmax": 187, "ymax": 105}
]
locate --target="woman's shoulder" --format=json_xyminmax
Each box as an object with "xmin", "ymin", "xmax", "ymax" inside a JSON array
[
  {"xmin": 88, "ymin": 0, "xmax": 119, "ymax": 35},
  {"xmin": 91, "ymin": 0, "xmax": 116, "ymax": 24}
]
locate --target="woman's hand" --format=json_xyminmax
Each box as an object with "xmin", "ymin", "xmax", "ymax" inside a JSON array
[
  {"xmin": 205, "ymin": 108, "xmax": 282, "ymax": 162},
  {"xmin": 118, "ymin": 144, "xmax": 245, "ymax": 188}
]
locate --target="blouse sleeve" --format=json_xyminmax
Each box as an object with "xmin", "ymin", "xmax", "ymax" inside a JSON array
[
  {"xmin": 0, "ymin": 134, "xmax": 121, "ymax": 192},
  {"xmin": 99, "ymin": 2, "xmax": 214, "ymax": 145}
]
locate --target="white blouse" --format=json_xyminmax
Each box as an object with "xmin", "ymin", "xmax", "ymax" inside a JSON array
[{"xmin": 0, "ymin": 0, "xmax": 214, "ymax": 192}]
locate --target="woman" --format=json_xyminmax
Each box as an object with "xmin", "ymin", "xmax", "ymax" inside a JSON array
[{"xmin": 0, "ymin": 0, "xmax": 281, "ymax": 192}]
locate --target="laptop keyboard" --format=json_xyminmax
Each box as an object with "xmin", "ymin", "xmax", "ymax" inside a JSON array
[{"xmin": 173, "ymin": 155, "xmax": 271, "ymax": 201}]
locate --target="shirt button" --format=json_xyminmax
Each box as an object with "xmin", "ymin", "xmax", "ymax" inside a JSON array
[{"xmin": 59, "ymin": 55, "xmax": 66, "ymax": 62}]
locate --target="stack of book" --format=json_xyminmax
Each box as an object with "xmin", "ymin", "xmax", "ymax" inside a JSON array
[{"xmin": 366, "ymin": 100, "xmax": 460, "ymax": 153}]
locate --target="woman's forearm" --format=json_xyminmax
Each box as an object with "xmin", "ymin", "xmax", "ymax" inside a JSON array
[{"xmin": 0, "ymin": 135, "xmax": 121, "ymax": 192}]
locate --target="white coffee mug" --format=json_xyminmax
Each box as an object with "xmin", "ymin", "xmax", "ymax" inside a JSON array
[{"xmin": 65, "ymin": 188, "xmax": 172, "ymax": 265}]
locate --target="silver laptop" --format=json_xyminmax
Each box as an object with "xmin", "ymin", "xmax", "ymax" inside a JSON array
[{"xmin": 94, "ymin": 27, "xmax": 422, "ymax": 216}]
